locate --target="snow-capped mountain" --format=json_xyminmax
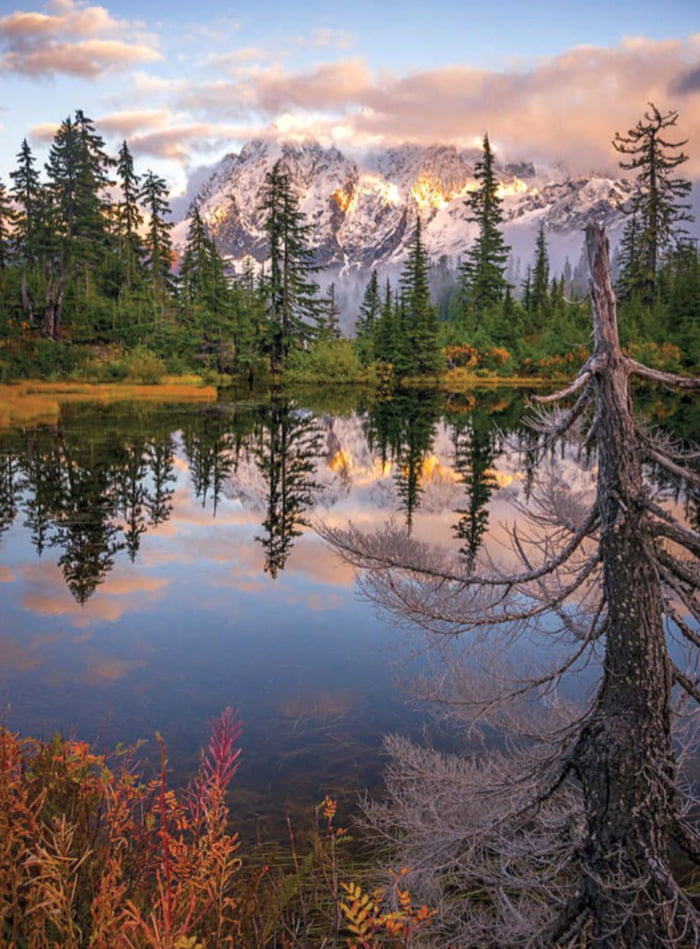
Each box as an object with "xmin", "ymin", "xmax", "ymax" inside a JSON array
[{"xmin": 176, "ymin": 139, "xmax": 636, "ymax": 278}]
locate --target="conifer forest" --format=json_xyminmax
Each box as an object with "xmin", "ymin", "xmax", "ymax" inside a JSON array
[{"xmin": 0, "ymin": 105, "xmax": 698, "ymax": 383}]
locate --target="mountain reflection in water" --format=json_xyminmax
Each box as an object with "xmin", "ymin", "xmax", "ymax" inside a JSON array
[{"xmin": 0, "ymin": 388, "xmax": 697, "ymax": 833}]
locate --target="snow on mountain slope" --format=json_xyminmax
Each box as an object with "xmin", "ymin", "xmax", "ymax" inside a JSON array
[{"xmin": 174, "ymin": 139, "xmax": 638, "ymax": 282}]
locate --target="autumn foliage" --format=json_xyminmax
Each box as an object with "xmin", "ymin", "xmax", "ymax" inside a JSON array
[{"xmin": 0, "ymin": 718, "xmax": 433, "ymax": 948}]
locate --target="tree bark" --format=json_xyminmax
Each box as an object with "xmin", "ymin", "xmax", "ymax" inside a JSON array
[{"xmin": 570, "ymin": 226, "xmax": 680, "ymax": 946}]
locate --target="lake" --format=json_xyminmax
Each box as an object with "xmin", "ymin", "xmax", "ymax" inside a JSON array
[{"xmin": 0, "ymin": 384, "xmax": 697, "ymax": 835}]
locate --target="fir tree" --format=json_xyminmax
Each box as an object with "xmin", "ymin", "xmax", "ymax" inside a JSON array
[
  {"xmin": 140, "ymin": 169, "xmax": 174, "ymax": 315},
  {"xmin": 115, "ymin": 141, "xmax": 143, "ymax": 289},
  {"xmin": 0, "ymin": 177, "xmax": 15, "ymax": 270},
  {"xmin": 459, "ymin": 134, "xmax": 510, "ymax": 329},
  {"xmin": 261, "ymin": 160, "xmax": 322, "ymax": 370},
  {"xmin": 10, "ymin": 139, "xmax": 44, "ymax": 265},
  {"xmin": 180, "ymin": 206, "xmax": 231, "ymax": 351},
  {"xmin": 396, "ymin": 217, "xmax": 441, "ymax": 376},
  {"xmin": 317, "ymin": 281, "xmax": 342, "ymax": 340},
  {"xmin": 613, "ymin": 104, "xmax": 693, "ymax": 301},
  {"xmin": 529, "ymin": 221, "xmax": 550, "ymax": 328},
  {"xmin": 355, "ymin": 269, "xmax": 380, "ymax": 364},
  {"xmin": 372, "ymin": 278, "xmax": 398, "ymax": 366}
]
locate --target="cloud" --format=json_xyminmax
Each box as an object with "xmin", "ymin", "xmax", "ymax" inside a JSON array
[
  {"xmin": 92, "ymin": 109, "xmax": 172, "ymax": 137},
  {"xmin": 174, "ymin": 36, "xmax": 700, "ymax": 175},
  {"xmin": 670, "ymin": 65, "xmax": 700, "ymax": 96},
  {"xmin": 179, "ymin": 58, "xmax": 373, "ymax": 119},
  {"xmin": 0, "ymin": 0, "xmax": 161, "ymax": 77},
  {"xmin": 128, "ymin": 122, "xmax": 249, "ymax": 161}
]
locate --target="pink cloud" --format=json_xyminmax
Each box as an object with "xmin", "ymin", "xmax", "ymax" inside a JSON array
[
  {"xmin": 0, "ymin": 0, "xmax": 160, "ymax": 77},
  {"xmin": 177, "ymin": 37, "xmax": 700, "ymax": 176}
]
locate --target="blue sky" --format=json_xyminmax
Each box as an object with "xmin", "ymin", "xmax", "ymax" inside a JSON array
[{"xmin": 1, "ymin": 0, "xmax": 699, "ymax": 193}]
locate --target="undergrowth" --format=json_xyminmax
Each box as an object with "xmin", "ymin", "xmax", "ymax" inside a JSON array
[{"xmin": 0, "ymin": 714, "xmax": 435, "ymax": 948}]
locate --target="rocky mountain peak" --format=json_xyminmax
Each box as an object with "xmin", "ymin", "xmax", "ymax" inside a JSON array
[{"xmin": 178, "ymin": 138, "xmax": 636, "ymax": 275}]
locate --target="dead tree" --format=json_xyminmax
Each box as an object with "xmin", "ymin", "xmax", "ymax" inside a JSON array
[{"xmin": 321, "ymin": 225, "xmax": 700, "ymax": 947}]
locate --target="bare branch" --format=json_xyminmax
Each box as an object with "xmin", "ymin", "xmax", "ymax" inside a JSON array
[
  {"xmin": 647, "ymin": 449, "xmax": 700, "ymax": 488},
  {"xmin": 532, "ymin": 367, "xmax": 593, "ymax": 405},
  {"xmin": 672, "ymin": 665, "xmax": 700, "ymax": 705},
  {"xmin": 652, "ymin": 516, "xmax": 700, "ymax": 558},
  {"xmin": 657, "ymin": 548, "xmax": 700, "ymax": 589},
  {"xmin": 628, "ymin": 359, "xmax": 700, "ymax": 390},
  {"xmin": 319, "ymin": 503, "xmax": 599, "ymax": 594},
  {"xmin": 671, "ymin": 819, "xmax": 700, "ymax": 865}
]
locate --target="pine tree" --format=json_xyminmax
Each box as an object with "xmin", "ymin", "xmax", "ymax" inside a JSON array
[
  {"xmin": 317, "ymin": 281, "xmax": 342, "ymax": 341},
  {"xmin": 372, "ymin": 278, "xmax": 398, "ymax": 366},
  {"xmin": 115, "ymin": 140, "xmax": 143, "ymax": 289},
  {"xmin": 528, "ymin": 221, "xmax": 550, "ymax": 329},
  {"xmin": 261, "ymin": 160, "xmax": 322, "ymax": 370},
  {"xmin": 0, "ymin": 177, "xmax": 15, "ymax": 270},
  {"xmin": 140, "ymin": 169, "xmax": 174, "ymax": 316},
  {"xmin": 459, "ymin": 134, "xmax": 510, "ymax": 329},
  {"xmin": 355, "ymin": 269, "xmax": 380, "ymax": 364},
  {"xmin": 396, "ymin": 217, "xmax": 441, "ymax": 376},
  {"xmin": 613, "ymin": 104, "xmax": 693, "ymax": 301},
  {"xmin": 180, "ymin": 205, "xmax": 231, "ymax": 351},
  {"xmin": 10, "ymin": 139, "xmax": 44, "ymax": 265}
]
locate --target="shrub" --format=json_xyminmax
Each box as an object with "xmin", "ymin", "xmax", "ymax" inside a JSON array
[
  {"xmin": 123, "ymin": 346, "xmax": 166, "ymax": 384},
  {"xmin": 285, "ymin": 339, "xmax": 375, "ymax": 385}
]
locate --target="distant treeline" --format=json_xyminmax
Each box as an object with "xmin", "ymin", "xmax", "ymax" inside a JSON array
[{"xmin": 0, "ymin": 108, "xmax": 697, "ymax": 382}]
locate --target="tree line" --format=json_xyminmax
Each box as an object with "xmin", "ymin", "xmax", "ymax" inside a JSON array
[{"xmin": 0, "ymin": 106, "xmax": 697, "ymax": 382}]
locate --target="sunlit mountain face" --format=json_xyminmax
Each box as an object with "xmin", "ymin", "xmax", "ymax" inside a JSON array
[{"xmin": 175, "ymin": 139, "xmax": 636, "ymax": 281}]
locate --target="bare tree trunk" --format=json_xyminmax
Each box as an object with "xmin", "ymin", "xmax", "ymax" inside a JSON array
[
  {"xmin": 20, "ymin": 272, "xmax": 34, "ymax": 324},
  {"xmin": 569, "ymin": 227, "xmax": 680, "ymax": 946},
  {"xmin": 41, "ymin": 274, "xmax": 66, "ymax": 340}
]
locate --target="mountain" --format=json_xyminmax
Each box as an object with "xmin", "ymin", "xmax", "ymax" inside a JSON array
[{"xmin": 176, "ymin": 139, "xmax": 637, "ymax": 280}]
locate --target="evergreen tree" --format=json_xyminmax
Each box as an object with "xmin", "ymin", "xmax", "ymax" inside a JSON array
[
  {"xmin": 615, "ymin": 214, "xmax": 646, "ymax": 304},
  {"xmin": 0, "ymin": 177, "xmax": 15, "ymax": 270},
  {"xmin": 45, "ymin": 111, "xmax": 113, "ymax": 284},
  {"xmin": 180, "ymin": 206, "xmax": 232, "ymax": 355},
  {"xmin": 613, "ymin": 104, "xmax": 693, "ymax": 301},
  {"xmin": 372, "ymin": 278, "xmax": 398, "ymax": 365},
  {"xmin": 261, "ymin": 160, "xmax": 322, "ymax": 370},
  {"xmin": 140, "ymin": 169, "xmax": 174, "ymax": 315},
  {"xmin": 528, "ymin": 221, "xmax": 550, "ymax": 329},
  {"xmin": 317, "ymin": 281, "xmax": 342, "ymax": 341},
  {"xmin": 396, "ymin": 217, "xmax": 441, "ymax": 376},
  {"xmin": 355, "ymin": 269, "xmax": 380, "ymax": 364},
  {"xmin": 10, "ymin": 139, "xmax": 44, "ymax": 265},
  {"xmin": 115, "ymin": 140, "xmax": 143, "ymax": 289},
  {"xmin": 459, "ymin": 134, "xmax": 510, "ymax": 329}
]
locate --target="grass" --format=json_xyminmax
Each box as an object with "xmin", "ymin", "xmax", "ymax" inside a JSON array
[
  {"xmin": 0, "ymin": 377, "xmax": 217, "ymax": 430},
  {"xmin": 439, "ymin": 367, "xmax": 556, "ymax": 391}
]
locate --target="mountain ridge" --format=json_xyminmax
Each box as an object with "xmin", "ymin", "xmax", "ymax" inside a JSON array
[{"xmin": 175, "ymin": 138, "xmax": 637, "ymax": 278}]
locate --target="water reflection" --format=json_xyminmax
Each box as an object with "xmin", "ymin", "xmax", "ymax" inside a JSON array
[
  {"xmin": 252, "ymin": 399, "xmax": 324, "ymax": 578},
  {"xmin": 0, "ymin": 386, "xmax": 696, "ymax": 830}
]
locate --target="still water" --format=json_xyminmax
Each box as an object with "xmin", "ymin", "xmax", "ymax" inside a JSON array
[{"xmin": 0, "ymin": 386, "xmax": 697, "ymax": 831}]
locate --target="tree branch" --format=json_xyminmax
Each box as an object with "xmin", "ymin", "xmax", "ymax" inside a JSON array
[
  {"xmin": 646, "ymin": 449, "xmax": 700, "ymax": 488},
  {"xmin": 532, "ymin": 366, "xmax": 593, "ymax": 405},
  {"xmin": 672, "ymin": 665, "xmax": 700, "ymax": 705},
  {"xmin": 627, "ymin": 358, "xmax": 700, "ymax": 390},
  {"xmin": 651, "ymin": 516, "xmax": 700, "ymax": 558}
]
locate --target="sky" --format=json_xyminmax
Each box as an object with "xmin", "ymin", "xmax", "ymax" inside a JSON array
[{"xmin": 1, "ymin": 0, "xmax": 699, "ymax": 196}]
